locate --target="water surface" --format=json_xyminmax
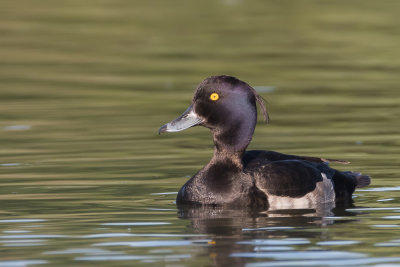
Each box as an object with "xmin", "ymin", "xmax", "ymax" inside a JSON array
[{"xmin": 1, "ymin": 0, "xmax": 400, "ymax": 266}]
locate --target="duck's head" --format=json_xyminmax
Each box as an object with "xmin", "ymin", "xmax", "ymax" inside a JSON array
[{"xmin": 159, "ymin": 75, "xmax": 268, "ymax": 152}]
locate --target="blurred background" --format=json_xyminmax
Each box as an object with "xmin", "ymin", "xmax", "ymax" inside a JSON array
[{"xmin": 0, "ymin": 0, "xmax": 400, "ymax": 266}]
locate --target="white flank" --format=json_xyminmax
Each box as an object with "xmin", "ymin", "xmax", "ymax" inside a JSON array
[{"xmin": 265, "ymin": 172, "xmax": 336, "ymax": 210}]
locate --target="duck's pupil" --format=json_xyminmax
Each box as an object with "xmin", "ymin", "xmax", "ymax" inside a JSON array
[{"xmin": 210, "ymin": 93, "xmax": 219, "ymax": 101}]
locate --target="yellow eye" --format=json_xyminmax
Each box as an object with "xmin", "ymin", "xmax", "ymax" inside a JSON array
[{"xmin": 210, "ymin": 93, "xmax": 219, "ymax": 101}]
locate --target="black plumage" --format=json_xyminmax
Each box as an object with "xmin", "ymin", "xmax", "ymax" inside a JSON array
[{"xmin": 159, "ymin": 75, "xmax": 370, "ymax": 209}]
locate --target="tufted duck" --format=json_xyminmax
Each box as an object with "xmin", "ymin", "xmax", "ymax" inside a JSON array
[{"xmin": 159, "ymin": 75, "xmax": 370, "ymax": 209}]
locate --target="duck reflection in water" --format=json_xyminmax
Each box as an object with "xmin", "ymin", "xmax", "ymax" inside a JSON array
[
  {"xmin": 177, "ymin": 204, "xmax": 358, "ymax": 267},
  {"xmin": 159, "ymin": 75, "xmax": 370, "ymax": 210}
]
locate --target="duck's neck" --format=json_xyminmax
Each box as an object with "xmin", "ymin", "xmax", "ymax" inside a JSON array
[{"xmin": 210, "ymin": 116, "xmax": 256, "ymax": 169}]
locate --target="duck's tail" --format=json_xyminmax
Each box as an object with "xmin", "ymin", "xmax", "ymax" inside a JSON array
[
  {"xmin": 355, "ymin": 173, "xmax": 371, "ymax": 188},
  {"xmin": 343, "ymin": 171, "xmax": 371, "ymax": 188}
]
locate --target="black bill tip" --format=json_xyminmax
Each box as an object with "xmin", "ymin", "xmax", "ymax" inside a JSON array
[{"xmin": 158, "ymin": 124, "xmax": 167, "ymax": 135}]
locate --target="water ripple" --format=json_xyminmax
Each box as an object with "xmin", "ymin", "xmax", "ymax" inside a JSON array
[
  {"xmin": 243, "ymin": 226, "xmax": 294, "ymax": 231},
  {"xmin": 2, "ymin": 125, "xmax": 31, "ymax": 131},
  {"xmin": 232, "ymin": 250, "xmax": 365, "ymax": 260},
  {"xmin": 75, "ymin": 254, "xmax": 191, "ymax": 261},
  {"xmin": 1, "ymin": 239, "xmax": 46, "ymax": 247},
  {"xmin": 150, "ymin": 192, "xmax": 178, "ymax": 195},
  {"xmin": 316, "ymin": 240, "xmax": 360, "ymax": 246},
  {"xmin": 101, "ymin": 222, "xmax": 170, "ymax": 226},
  {"xmin": 357, "ymin": 186, "xmax": 400, "ymax": 192},
  {"xmin": 237, "ymin": 238, "xmax": 310, "ymax": 246},
  {"xmin": 94, "ymin": 240, "xmax": 211, "ymax": 247},
  {"xmin": 383, "ymin": 216, "xmax": 400, "ymax": 219},
  {"xmin": 246, "ymin": 257, "xmax": 400, "ymax": 266},
  {"xmin": 83, "ymin": 233, "xmax": 205, "ymax": 238},
  {"xmin": 346, "ymin": 207, "xmax": 400, "ymax": 212},
  {"xmin": 254, "ymin": 246, "xmax": 294, "ymax": 251},
  {"xmin": 44, "ymin": 248, "xmax": 124, "ymax": 255},
  {"xmin": 0, "ymin": 260, "xmax": 47, "ymax": 267},
  {"xmin": 0, "ymin": 219, "xmax": 46, "ymax": 223},
  {"xmin": 0, "ymin": 235, "xmax": 66, "ymax": 239}
]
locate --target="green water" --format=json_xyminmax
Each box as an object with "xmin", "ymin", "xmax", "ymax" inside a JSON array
[{"xmin": 1, "ymin": 1, "xmax": 400, "ymax": 266}]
